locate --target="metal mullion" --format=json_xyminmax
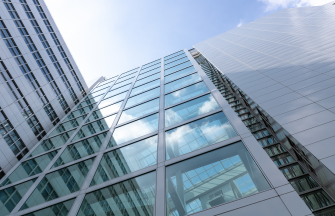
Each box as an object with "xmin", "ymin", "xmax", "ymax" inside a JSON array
[
  {"xmin": 66, "ymin": 128, "xmax": 110, "ymax": 144},
  {"xmin": 0, "ymin": 175, "xmax": 38, "ymax": 191},
  {"xmin": 164, "ymin": 65, "xmax": 194, "ymax": 79},
  {"xmin": 8, "ymin": 75, "xmax": 121, "ymax": 214},
  {"xmin": 136, "ymin": 71, "xmax": 160, "ymax": 82},
  {"xmin": 115, "ymin": 110, "xmax": 159, "ymax": 128},
  {"xmin": 129, "ymin": 83, "xmax": 160, "ymax": 97},
  {"xmin": 20, "ymin": 146, "xmax": 63, "ymax": 163},
  {"xmin": 60, "ymin": 113, "xmax": 87, "ymax": 125},
  {"xmin": 164, "ymin": 79, "xmax": 203, "ymax": 95},
  {"xmin": 164, "ymin": 91, "xmax": 211, "ymax": 110}
]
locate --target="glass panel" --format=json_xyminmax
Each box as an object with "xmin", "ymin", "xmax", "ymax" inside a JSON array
[
  {"xmin": 165, "ymin": 73, "xmax": 201, "ymax": 93},
  {"xmin": 164, "ymin": 56, "xmax": 188, "ymax": 69},
  {"xmin": 117, "ymin": 75, "xmax": 135, "ymax": 84},
  {"xmin": 0, "ymin": 179, "xmax": 36, "ymax": 215},
  {"xmin": 264, "ymin": 144, "xmax": 286, "ymax": 157},
  {"xmin": 314, "ymin": 206, "xmax": 335, "ymax": 216},
  {"xmin": 119, "ymin": 98, "xmax": 159, "ymax": 124},
  {"xmin": 301, "ymin": 190, "xmax": 334, "ymax": 211},
  {"xmin": 48, "ymin": 115, "xmax": 87, "ymax": 137},
  {"xmin": 166, "ymin": 142, "xmax": 271, "ymax": 216},
  {"xmin": 77, "ymin": 97, "xmax": 99, "ymax": 108},
  {"xmin": 86, "ymin": 112, "xmax": 116, "ymax": 124},
  {"xmin": 99, "ymin": 92, "xmax": 127, "ymax": 109},
  {"xmin": 110, "ymin": 113, "xmax": 159, "ymax": 145},
  {"xmin": 86, "ymin": 91, "xmax": 105, "ymax": 100},
  {"xmin": 164, "ymin": 53, "xmax": 187, "ymax": 64},
  {"xmin": 290, "ymin": 176, "xmax": 319, "ymax": 193},
  {"xmin": 91, "ymin": 136, "xmax": 158, "ymax": 186},
  {"xmin": 142, "ymin": 58, "xmax": 160, "ymax": 68},
  {"xmin": 165, "ymin": 82, "xmax": 209, "ymax": 107},
  {"xmin": 21, "ymin": 159, "xmax": 94, "ymax": 210},
  {"xmin": 112, "ymin": 80, "xmax": 132, "ymax": 89},
  {"xmin": 140, "ymin": 65, "xmax": 161, "ymax": 75},
  {"xmin": 68, "ymin": 105, "xmax": 95, "ymax": 119},
  {"xmin": 165, "ymin": 94, "xmax": 219, "ymax": 127},
  {"xmin": 134, "ymin": 73, "xmax": 160, "ymax": 87},
  {"xmin": 120, "ymin": 71, "xmax": 136, "ymax": 79},
  {"xmin": 91, "ymin": 101, "xmax": 123, "ymax": 119},
  {"xmin": 280, "ymin": 164, "xmax": 306, "ymax": 179},
  {"xmin": 125, "ymin": 87, "xmax": 160, "ymax": 108},
  {"xmin": 92, "ymin": 85, "xmax": 109, "ymax": 93},
  {"xmin": 63, "ymin": 108, "xmax": 90, "ymax": 122},
  {"xmin": 164, "ymin": 66, "xmax": 196, "ymax": 83},
  {"xmin": 164, "ymin": 61, "xmax": 192, "ymax": 75},
  {"xmin": 272, "ymin": 153, "xmax": 295, "ymax": 167},
  {"xmin": 30, "ymin": 129, "xmax": 76, "ymax": 157},
  {"xmin": 104, "ymin": 84, "xmax": 131, "ymax": 98},
  {"xmin": 121, "ymin": 68, "xmax": 139, "ymax": 76},
  {"xmin": 72, "ymin": 116, "xmax": 115, "ymax": 142},
  {"xmin": 53, "ymin": 132, "xmax": 108, "ymax": 168},
  {"xmin": 115, "ymin": 76, "xmax": 133, "ymax": 85},
  {"xmin": 130, "ymin": 79, "xmax": 160, "ymax": 96},
  {"xmin": 77, "ymin": 172, "xmax": 156, "ymax": 216},
  {"xmin": 97, "ymin": 80, "xmax": 113, "ymax": 87},
  {"xmin": 164, "ymin": 50, "xmax": 184, "ymax": 60},
  {"xmin": 138, "ymin": 67, "xmax": 161, "ymax": 80},
  {"xmin": 165, "ymin": 112, "xmax": 237, "ymax": 160},
  {"xmin": 1, "ymin": 150, "xmax": 58, "ymax": 186},
  {"xmin": 23, "ymin": 198, "xmax": 75, "ymax": 216}
]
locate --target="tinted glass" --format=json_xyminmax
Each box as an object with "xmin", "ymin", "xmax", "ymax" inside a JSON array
[
  {"xmin": 92, "ymin": 85, "xmax": 109, "ymax": 94},
  {"xmin": 134, "ymin": 73, "xmax": 160, "ymax": 87},
  {"xmin": 116, "ymin": 75, "xmax": 135, "ymax": 83},
  {"xmin": 164, "ymin": 61, "xmax": 192, "ymax": 75},
  {"xmin": 0, "ymin": 179, "xmax": 36, "ymax": 215},
  {"xmin": 97, "ymin": 80, "xmax": 113, "ymax": 87},
  {"xmin": 125, "ymin": 87, "xmax": 160, "ymax": 108},
  {"xmin": 164, "ymin": 66, "xmax": 196, "ymax": 83},
  {"xmin": 120, "ymin": 71, "xmax": 136, "ymax": 79},
  {"xmin": 53, "ymin": 132, "xmax": 108, "ymax": 167},
  {"xmin": 63, "ymin": 108, "xmax": 90, "ymax": 122},
  {"xmin": 290, "ymin": 176, "xmax": 319, "ymax": 193},
  {"xmin": 21, "ymin": 159, "xmax": 94, "ymax": 210},
  {"xmin": 104, "ymin": 84, "xmax": 131, "ymax": 98},
  {"xmin": 130, "ymin": 79, "xmax": 160, "ymax": 96},
  {"xmin": 164, "ymin": 56, "xmax": 188, "ymax": 69},
  {"xmin": 165, "ymin": 94, "xmax": 219, "ymax": 127},
  {"xmin": 86, "ymin": 91, "xmax": 105, "ymax": 100},
  {"xmin": 166, "ymin": 142, "xmax": 271, "ymax": 216},
  {"xmin": 77, "ymin": 172, "xmax": 156, "ymax": 216},
  {"xmin": 301, "ymin": 190, "xmax": 334, "ymax": 211},
  {"xmin": 68, "ymin": 105, "xmax": 95, "ymax": 119},
  {"xmin": 138, "ymin": 67, "xmax": 161, "ymax": 79},
  {"xmin": 30, "ymin": 129, "xmax": 76, "ymax": 157},
  {"xmin": 164, "ymin": 53, "xmax": 187, "ymax": 64},
  {"xmin": 165, "ymin": 73, "xmax": 201, "ymax": 93},
  {"xmin": 112, "ymin": 80, "xmax": 132, "ymax": 89},
  {"xmin": 165, "ymin": 112, "xmax": 237, "ymax": 160},
  {"xmin": 165, "ymin": 82, "xmax": 209, "ymax": 107},
  {"xmin": 72, "ymin": 115, "xmax": 115, "ymax": 142},
  {"xmin": 77, "ymin": 97, "xmax": 99, "ymax": 108},
  {"xmin": 119, "ymin": 98, "xmax": 159, "ymax": 124},
  {"xmin": 164, "ymin": 50, "xmax": 184, "ymax": 60},
  {"xmin": 142, "ymin": 59, "xmax": 160, "ymax": 68},
  {"xmin": 1, "ymin": 150, "xmax": 58, "ymax": 186},
  {"xmin": 140, "ymin": 65, "xmax": 161, "ymax": 75},
  {"xmin": 91, "ymin": 136, "xmax": 157, "ymax": 185},
  {"xmin": 48, "ymin": 115, "xmax": 87, "ymax": 137},
  {"xmin": 86, "ymin": 112, "xmax": 116, "ymax": 124},
  {"xmin": 91, "ymin": 101, "xmax": 122, "ymax": 119},
  {"xmin": 23, "ymin": 199, "xmax": 75, "ymax": 216},
  {"xmin": 99, "ymin": 92, "xmax": 127, "ymax": 108},
  {"xmin": 110, "ymin": 113, "xmax": 159, "ymax": 145}
]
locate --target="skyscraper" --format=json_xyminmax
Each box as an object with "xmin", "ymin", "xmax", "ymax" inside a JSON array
[
  {"xmin": 1, "ymin": 1, "xmax": 335, "ymax": 216},
  {"xmin": 0, "ymin": 0, "xmax": 88, "ymax": 177}
]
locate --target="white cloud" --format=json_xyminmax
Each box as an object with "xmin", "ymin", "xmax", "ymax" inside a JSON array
[
  {"xmin": 258, "ymin": 0, "xmax": 334, "ymax": 11},
  {"xmin": 237, "ymin": 19, "xmax": 243, "ymax": 27}
]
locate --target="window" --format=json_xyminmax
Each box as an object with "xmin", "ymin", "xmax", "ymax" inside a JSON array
[
  {"xmin": 64, "ymin": 105, "xmax": 94, "ymax": 122},
  {"xmin": 165, "ymin": 73, "xmax": 201, "ymax": 93},
  {"xmin": 119, "ymin": 98, "xmax": 159, "ymax": 124},
  {"xmin": 141, "ymin": 59, "xmax": 160, "ymax": 69},
  {"xmin": 290, "ymin": 176, "xmax": 319, "ymax": 193},
  {"xmin": 166, "ymin": 142, "xmax": 270, "ymax": 216},
  {"xmin": 164, "ymin": 53, "xmax": 187, "ymax": 64},
  {"xmin": 165, "ymin": 82, "xmax": 209, "ymax": 107},
  {"xmin": 130, "ymin": 79, "xmax": 160, "ymax": 96},
  {"xmin": 99, "ymin": 91, "xmax": 127, "ymax": 109},
  {"xmin": 165, "ymin": 94, "xmax": 220, "ymax": 127},
  {"xmin": 166, "ymin": 112, "xmax": 237, "ymax": 160},
  {"xmin": 138, "ymin": 67, "xmax": 161, "ymax": 79},
  {"xmin": 164, "ymin": 50, "xmax": 184, "ymax": 60},
  {"xmin": 91, "ymin": 101, "xmax": 123, "ymax": 118},
  {"xmin": 23, "ymin": 199, "xmax": 75, "ymax": 216},
  {"xmin": 86, "ymin": 111, "xmax": 116, "ymax": 124},
  {"xmin": 48, "ymin": 115, "xmax": 87, "ymax": 137},
  {"xmin": 111, "ymin": 113, "xmax": 159, "ymax": 145},
  {"xmin": 164, "ymin": 56, "xmax": 189, "ymax": 69},
  {"xmin": 91, "ymin": 135, "xmax": 157, "ymax": 185},
  {"xmin": 77, "ymin": 172, "xmax": 156, "ymax": 216},
  {"xmin": 125, "ymin": 87, "xmax": 160, "ymax": 108},
  {"xmin": 104, "ymin": 84, "xmax": 131, "ymax": 98},
  {"xmin": 134, "ymin": 72, "xmax": 160, "ymax": 87},
  {"xmin": 164, "ymin": 66, "xmax": 196, "ymax": 83},
  {"xmin": 164, "ymin": 61, "xmax": 192, "ymax": 75}
]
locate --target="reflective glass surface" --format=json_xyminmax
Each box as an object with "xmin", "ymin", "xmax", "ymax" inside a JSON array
[
  {"xmin": 120, "ymin": 71, "xmax": 137, "ymax": 79},
  {"xmin": 92, "ymin": 86, "xmax": 109, "ymax": 94},
  {"xmin": 48, "ymin": 115, "xmax": 87, "ymax": 137},
  {"xmin": 112, "ymin": 80, "xmax": 132, "ymax": 89},
  {"xmin": 86, "ymin": 111, "xmax": 116, "ymax": 124},
  {"xmin": 140, "ymin": 65, "xmax": 161, "ymax": 75},
  {"xmin": 165, "ymin": 73, "xmax": 201, "ymax": 93},
  {"xmin": 111, "ymin": 113, "xmax": 159, "ymax": 145},
  {"xmin": 53, "ymin": 132, "xmax": 108, "ymax": 168},
  {"xmin": 164, "ymin": 66, "xmax": 196, "ymax": 83},
  {"xmin": 91, "ymin": 101, "xmax": 122, "ymax": 119},
  {"xmin": 91, "ymin": 136, "xmax": 157, "ymax": 186},
  {"xmin": 87, "ymin": 91, "xmax": 105, "ymax": 100},
  {"xmin": 290, "ymin": 176, "xmax": 319, "ymax": 193},
  {"xmin": 0, "ymin": 179, "xmax": 36, "ymax": 215},
  {"xmin": 72, "ymin": 116, "xmax": 115, "ymax": 142},
  {"xmin": 117, "ymin": 75, "xmax": 135, "ymax": 83},
  {"xmin": 97, "ymin": 80, "xmax": 113, "ymax": 88},
  {"xmin": 125, "ymin": 87, "xmax": 160, "ymax": 108},
  {"xmin": 164, "ymin": 53, "xmax": 187, "ymax": 64},
  {"xmin": 164, "ymin": 61, "xmax": 192, "ymax": 75},
  {"xmin": 134, "ymin": 73, "xmax": 160, "ymax": 87},
  {"xmin": 280, "ymin": 164, "xmax": 306, "ymax": 179},
  {"xmin": 166, "ymin": 142, "xmax": 271, "ymax": 216},
  {"xmin": 23, "ymin": 198, "xmax": 75, "ymax": 216},
  {"xmin": 119, "ymin": 98, "xmax": 159, "ymax": 124},
  {"xmin": 130, "ymin": 79, "xmax": 160, "ymax": 96},
  {"xmin": 164, "ymin": 56, "xmax": 188, "ymax": 69},
  {"xmin": 30, "ymin": 129, "xmax": 76, "ymax": 157},
  {"xmin": 120, "ymin": 68, "xmax": 138, "ymax": 77},
  {"xmin": 66, "ymin": 105, "xmax": 95, "ymax": 121},
  {"xmin": 165, "ymin": 94, "xmax": 219, "ymax": 127},
  {"xmin": 138, "ymin": 67, "xmax": 161, "ymax": 79},
  {"xmin": 115, "ymin": 77, "xmax": 133, "ymax": 86},
  {"xmin": 301, "ymin": 190, "xmax": 334, "ymax": 211},
  {"xmin": 1, "ymin": 150, "xmax": 58, "ymax": 186},
  {"xmin": 166, "ymin": 112, "xmax": 237, "ymax": 160},
  {"xmin": 77, "ymin": 172, "xmax": 156, "ymax": 216},
  {"xmin": 165, "ymin": 82, "xmax": 209, "ymax": 107},
  {"xmin": 164, "ymin": 50, "xmax": 184, "ymax": 60},
  {"xmin": 77, "ymin": 97, "xmax": 99, "ymax": 108},
  {"xmin": 21, "ymin": 159, "xmax": 94, "ymax": 210},
  {"xmin": 142, "ymin": 59, "xmax": 160, "ymax": 68},
  {"xmin": 99, "ymin": 92, "xmax": 127, "ymax": 109},
  {"xmin": 104, "ymin": 84, "xmax": 131, "ymax": 98}
]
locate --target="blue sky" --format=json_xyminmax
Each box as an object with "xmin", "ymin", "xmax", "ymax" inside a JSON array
[{"xmin": 44, "ymin": 0, "xmax": 334, "ymax": 86}]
